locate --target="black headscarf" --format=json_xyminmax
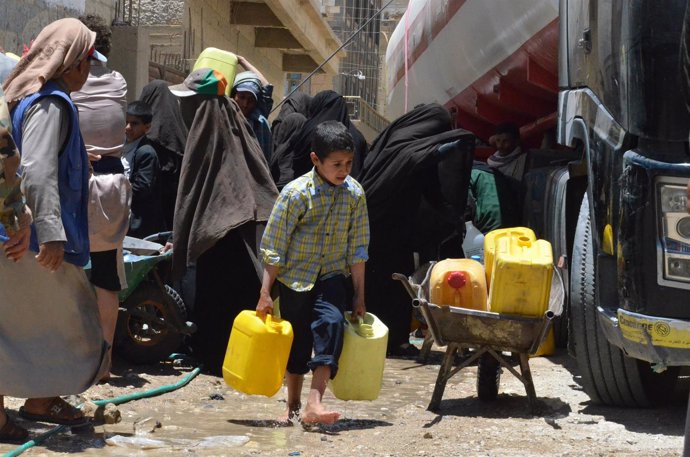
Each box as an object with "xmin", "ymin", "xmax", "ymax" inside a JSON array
[
  {"xmin": 139, "ymin": 80, "xmax": 187, "ymax": 159},
  {"xmin": 270, "ymin": 90, "xmax": 368, "ymax": 188},
  {"xmin": 358, "ymin": 103, "xmax": 473, "ymax": 225},
  {"xmin": 139, "ymin": 80, "xmax": 190, "ymax": 230},
  {"xmin": 271, "ymin": 91, "xmax": 311, "ymax": 130},
  {"xmin": 271, "ymin": 112, "xmax": 306, "ymax": 155}
]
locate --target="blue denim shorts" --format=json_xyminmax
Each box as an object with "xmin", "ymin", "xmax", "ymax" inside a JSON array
[{"xmin": 278, "ymin": 275, "xmax": 346, "ymax": 378}]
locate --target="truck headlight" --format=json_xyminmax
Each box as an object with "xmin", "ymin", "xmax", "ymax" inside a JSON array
[
  {"xmin": 659, "ymin": 184, "xmax": 688, "ymax": 213},
  {"xmin": 657, "ymin": 179, "xmax": 690, "ymax": 284}
]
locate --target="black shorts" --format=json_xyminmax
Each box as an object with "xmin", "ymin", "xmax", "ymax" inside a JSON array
[
  {"xmin": 89, "ymin": 249, "xmax": 122, "ymax": 291},
  {"xmin": 279, "ymin": 275, "xmax": 347, "ymax": 377}
]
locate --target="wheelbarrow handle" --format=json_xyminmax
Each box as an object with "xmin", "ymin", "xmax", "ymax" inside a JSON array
[
  {"xmin": 392, "ymin": 272, "xmax": 418, "ymax": 299},
  {"xmin": 528, "ymin": 309, "xmax": 556, "ymax": 355},
  {"xmin": 412, "ymin": 298, "xmax": 446, "ymax": 347}
]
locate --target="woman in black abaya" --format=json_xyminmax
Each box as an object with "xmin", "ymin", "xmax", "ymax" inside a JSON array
[
  {"xmin": 139, "ymin": 80, "xmax": 188, "ymax": 230},
  {"xmin": 172, "ymin": 75, "xmax": 278, "ymax": 373},
  {"xmin": 357, "ymin": 104, "xmax": 475, "ymax": 356}
]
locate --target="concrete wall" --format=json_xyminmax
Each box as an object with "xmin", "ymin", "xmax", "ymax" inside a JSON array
[
  {"xmin": 184, "ymin": 0, "xmax": 287, "ymax": 102},
  {"xmin": 310, "ymin": 74, "xmax": 336, "ymax": 97},
  {"xmin": 0, "ymin": 0, "xmax": 116, "ymax": 54},
  {"xmin": 109, "ymin": 25, "xmax": 150, "ymax": 102}
]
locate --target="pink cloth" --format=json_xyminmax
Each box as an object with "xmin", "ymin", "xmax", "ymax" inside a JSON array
[
  {"xmin": 72, "ymin": 64, "xmax": 131, "ymax": 252},
  {"xmin": 87, "ymin": 173, "xmax": 131, "ymax": 252},
  {"xmin": 71, "ymin": 61, "xmax": 127, "ymax": 158}
]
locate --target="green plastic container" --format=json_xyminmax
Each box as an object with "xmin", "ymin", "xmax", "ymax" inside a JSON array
[
  {"xmin": 193, "ymin": 47, "xmax": 238, "ymax": 95},
  {"xmin": 330, "ymin": 312, "xmax": 388, "ymax": 401}
]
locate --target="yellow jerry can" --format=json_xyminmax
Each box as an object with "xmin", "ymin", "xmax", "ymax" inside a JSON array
[
  {"xmin": 222, "ymin": 310, "xmax": 293, "ymax": 397},
  {"xmin": 330, "ymin": 312, "xmax": 388, "ymax": 401},
  {"xmin": 489, "ymin": 236, "xmax": 553, "ymax": 317},
  {"xmin": 193, "ymin": 47, "xmax": 238, "ymax": 95},
  {"xmin": 484, "ymin": 227, "xmax": 536, "ymax": 283},
  {"xmin": 429, "ymin": 259, "xmax": 488, "ymax": 310}
]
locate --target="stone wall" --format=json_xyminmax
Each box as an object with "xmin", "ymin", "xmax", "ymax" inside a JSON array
[
  {"xmin": 122, "ymin": 0, "xmax": 184, "ymax": 26},
  {"xmin": 0, "ymin": 0, "xmax": 116, "ymax": 54}
]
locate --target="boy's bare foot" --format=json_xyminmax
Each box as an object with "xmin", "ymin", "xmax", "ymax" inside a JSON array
[
  {"xmin": 277, "ymin": 408, "xmax": 299, "ymax": 425},
  {"xmin": 301, "ymin": 405, "xmax": 340, "ymax": 425}
]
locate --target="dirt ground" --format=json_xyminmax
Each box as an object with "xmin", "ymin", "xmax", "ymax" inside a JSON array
[{"xmin": 0, "ymin": 347, "xmax": 686, "ymax": 457}]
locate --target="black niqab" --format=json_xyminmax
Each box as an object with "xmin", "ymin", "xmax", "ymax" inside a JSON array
[
  {"xmin": 139, "ymin": 80, "xmax": 188, "ymax": 158},
  {"xmin": 271, "ymin": 91, "xmax": 311, "ymax": 130},
  {"xmin": 270, "ymin": 90, "xmax": 367, "ymax": 188},
  {"xmin": 139, "ymin": 80, "xmax": 190, "ymax": 230},
  {"xmin": 271, "ymin": 112, "xmax": 307, "ymax": 155},
  {"xmin": 358, "ymin": 103, "xmax": 472, "ymax": 225}
]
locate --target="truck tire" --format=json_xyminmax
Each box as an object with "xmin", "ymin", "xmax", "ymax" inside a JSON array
[
  {"xmin": 115, "ymin": 283, "xmax": 187, "ymax": 365},
  {"xmin": 477, "ymin": 353, "xmax": 501, "ymax": 401},
  {"xmin": 570, "ymin": 197, "xmax": 677, "ymax": 407}
]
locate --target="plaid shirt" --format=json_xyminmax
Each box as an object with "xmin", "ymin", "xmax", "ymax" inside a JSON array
[{"xmin": 261, "ymin": 168, "xmax": 370, "ymax": 292}]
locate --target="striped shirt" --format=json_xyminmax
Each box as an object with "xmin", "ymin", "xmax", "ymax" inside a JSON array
[{"xmin": 261, "ymin": 168, "xmax": 370, "ymax": 292}]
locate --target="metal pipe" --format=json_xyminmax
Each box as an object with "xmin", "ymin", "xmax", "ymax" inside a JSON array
[
  {"xmin": 392, "ymin": 272, "xmax": 417, "ymax": 299},
  {"xmin": 413, "ymin": 299, "xmax": 445, "ymax": 346},
  {"xmin": 528, "ymin": 310, "xmax": 556, "ymax": 354}
]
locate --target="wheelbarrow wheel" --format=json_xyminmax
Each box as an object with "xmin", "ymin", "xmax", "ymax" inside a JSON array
[
  {"xmin": 115, "ymin": 282, "xmax": 187, "ymax": 365},
  {"xmin": 477, "ymin": 353, "xmax": 501, "ymax": 401}
]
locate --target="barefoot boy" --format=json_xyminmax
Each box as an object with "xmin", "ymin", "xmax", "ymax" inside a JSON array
[{"xmin": 256, "ymin": 120, "xmax": 370, "ymax": 425}]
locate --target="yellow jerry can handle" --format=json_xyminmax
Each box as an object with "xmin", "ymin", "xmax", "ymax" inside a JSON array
[
  {"xmin": 355, "ymin": 316, "xmax": 374, "ymax": 338},
  {"xmin": 264, "ymin": 312, "xmax": 284, "ymax": 332}
]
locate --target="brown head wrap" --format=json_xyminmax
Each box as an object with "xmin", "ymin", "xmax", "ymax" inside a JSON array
[{"xmin": 2, "ymin": 18, "xmax": 95, "ymax": 109}]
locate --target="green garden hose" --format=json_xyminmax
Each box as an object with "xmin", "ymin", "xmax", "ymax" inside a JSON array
[{"xmin": 3, "ymin": 356, "xmax": 201, "ymax": 457}]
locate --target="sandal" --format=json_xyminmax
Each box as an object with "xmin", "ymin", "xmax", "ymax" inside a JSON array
[
  {"xmin": 19, "ymin": 397, "xmax": 87, "ymax": 426},
  {"xmin": 0, "ymin": 416, "xmax": 29, "ymax": 444}
]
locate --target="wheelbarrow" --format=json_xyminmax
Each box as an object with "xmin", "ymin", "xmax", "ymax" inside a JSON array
[
  {"xmin": 393, "ymin": 262, "xmax": 564, "ymax": 414},
  {"xmin": 113, "ymin": 233, "xmax": 195, "ymax": 364}
]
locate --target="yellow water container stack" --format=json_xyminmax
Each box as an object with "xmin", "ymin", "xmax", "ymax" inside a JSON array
[
  {"xmin": 429, "ymin": 258, "xmax": 488, "ymax": 311},
  {"xmin": 222, "ymin": 310, "xmax": 293, "ymax": 397},
  {"xmin": 488, "ymin": 235, "xmax": 553, "ymax": 317},
  {"xmin": 330, "ymin": 312, "xmax": 388, "ymax": 401},
  {"xmin": 193, "ymin": 47, "xmax": 238, "ymax": 95},
  {"xmin": 483, "ymin": 227, "xmax": 536, "ymax": 284}
]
